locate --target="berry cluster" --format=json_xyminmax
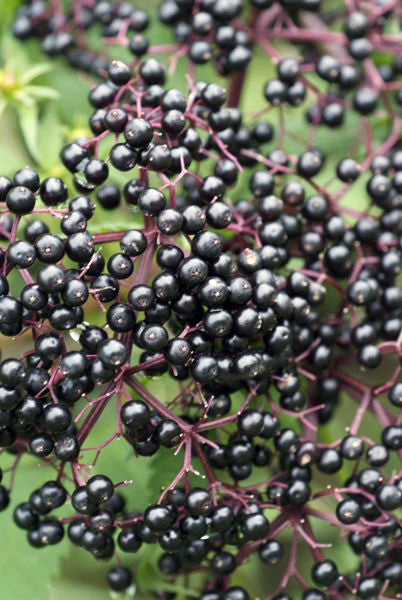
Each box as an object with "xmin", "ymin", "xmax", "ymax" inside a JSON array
[{"xmin": 1, "ymin": 0, "xmax": 401, "ymax": 599}]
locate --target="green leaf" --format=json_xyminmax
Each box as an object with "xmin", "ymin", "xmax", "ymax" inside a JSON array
[
  {"xmin": 159, "ymin": 581, "xmax": 199, "ymax": 598},
  {"xmin": 1, "ymin": 28, "xmax": 31, "ymax": 73},
  {"xmin": 20, "ymin": 62, "xmax": 54, "ymax": 85},
  {"xmin": 13, "ymin": 89, "xmax": 36, "ymax": 106},
  {"xmin": 48, "ymin": 545, "xmax": 111, "ymax": 600},
  {"xmin": 17, "ymin": 102, "xmax": 40, "ymax": 163},
  {"xmin": 136, "ymin": 546, "xmax": 160, "ymax": 591},
  {"xmin": 0, "ymin": 456, "xmax": 66, "ymax": 598},
  {"xmin": 88, "ymin": 219, "xmax": 143, "ymax": 234},
  {"xmin": 0, "ymin": 0, "xmax": 21, "ymax": 22},
  {"xmin": 0, "ymin": 512, "xmax": 64, "ymax": 598},
  {"xmin": 24, "ymin": 84, "xmax": 59, "ymax": 100},
  {"xmin": 137, "ymin": 546, "xmax": 199, "ymax": 598},
  {"xmin": 0, "ymin": 105, "xmax": 31, "ymax": 173},
  {"xmin": 0, "ymin": 97, "xmax": 6, "ymax": 119},
  {"xmin": 38, "ymin": 105, "xmax": 63, "ymax": 168},
  {"xmin": 46, "ymin": 66, "xmax": 90, "ymax": 126},
  {"xmin": 146, "ymin": 447, "xmax": 185, "ymax": 504}
]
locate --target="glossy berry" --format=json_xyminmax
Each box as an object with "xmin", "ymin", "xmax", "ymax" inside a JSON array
[
  {"xmin": 336, "ymin": 499, "xmax": 361, "ymax": 524},
  {"xmin": 6, "ymin": 186, "xmax": 36, "ymax": 215},
  {"xmin": 86, "ymin": 475, "xmax": 114, "ymax": 504},
  {"xmin": 107, "ymin": 567, "xmax": 132, "ymax": 592}
]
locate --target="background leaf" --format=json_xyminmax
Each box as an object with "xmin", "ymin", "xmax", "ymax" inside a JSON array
[
  {"xmin": 0, "ymin": 0, "xmax": 21, "ymax": 22},
  {"xmin": 24, "ymin": 85, "xmax": 59, "ymax": 100},
  {"xmin": 20, "ymin": 63, "xmax": 54, "ymax": 85},
  {"xmin": 0, "ymin": 457, "xmax": 67, "ymax": 599},
  {"xmin": 0, "ymin": 105, "xmax": 31, "ymax": 171},
  {"xmin": 38, "ymin": 105, "xmax": 63, "ymax": 168},
  {"xmin": 17, "ymin": 101, "xmax": 40, "ymax": 163}
]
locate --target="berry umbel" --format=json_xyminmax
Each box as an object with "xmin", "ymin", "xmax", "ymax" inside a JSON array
[{"xmin": 0, "ymin": 0, "xmax": 401, "ymax": 598}]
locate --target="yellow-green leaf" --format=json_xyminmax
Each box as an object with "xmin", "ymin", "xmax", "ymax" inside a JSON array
[
  {"xmin": 20, "ymin": 62, "xmax": 53, "ymax": 85},
  {"xmin": 24, "ymin": 84, "xmax": 59, "ymax": 100}
]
